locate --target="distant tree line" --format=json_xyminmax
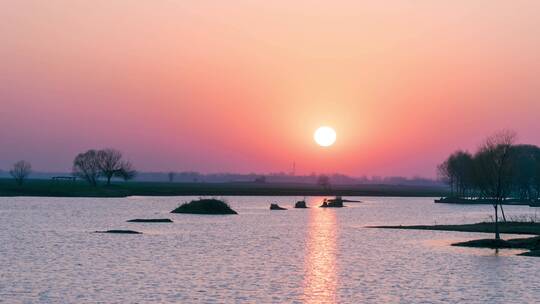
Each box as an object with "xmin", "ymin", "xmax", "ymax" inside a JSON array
[
  {"xmin": 136, "ymin": 171, "xmax": 442, "ymax": 185},
  {"xmin": 438, "ymin": 131, "xmax": 540, "ymax": 201},
  {"xmin": 3, "ymin": 149, "xmax": 136, "ymax": 187}
]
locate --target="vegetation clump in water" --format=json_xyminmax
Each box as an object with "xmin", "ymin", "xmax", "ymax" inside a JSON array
[
  {"xmin": 294, "ymin": 200, "xmax": 308, "ymax": 208},
  {"xmin": 270, "ymin": 203, "xmax": 287, "ymax": 210},
  {"xmin": 320, "ymin": 198, "xmax": 344, "ymax": 208},
  {"xmin": 171, "ymin": 198, "xmax": 237, "ymax": 214}
]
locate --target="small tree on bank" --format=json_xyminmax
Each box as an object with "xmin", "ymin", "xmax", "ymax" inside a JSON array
[
  {"xmin": 474, "ymin": 130, "xmax": 516, "ymax": 240},
  {"xmin": 439, "ymin": 130, "xmax": 525, "ymax": 241},
  {"xmin": 10, "ymin": 160, "xmax": 31, "ymax": 186}
]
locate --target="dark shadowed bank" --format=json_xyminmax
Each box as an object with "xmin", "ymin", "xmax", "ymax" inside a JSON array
[{"xmin": 0, "ymin": 178, "xmax": 448, "ymax": 197}]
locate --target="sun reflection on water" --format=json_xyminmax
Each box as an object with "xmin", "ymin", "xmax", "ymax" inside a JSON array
[{"xmin": 303, "ymin": 202, "xmax": 338, "ymax": 304}]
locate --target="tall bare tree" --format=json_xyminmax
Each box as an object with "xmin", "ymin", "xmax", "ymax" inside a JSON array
[
  {"xmin": 97, "ymin": 149, "xmax": 135, "ymax": 185},
  {"xmin": 73, "ymin": 150, "xmax": 101, "ymax": 186},
  {"xmin": 168, "ymin": 171, "xmax": 176, "ymax": 183},
  {"xmin": 10, "ymin": 160, "xmax": 31, "ymax": 186},
  {"xmin": 474, "ymin": 130, "xmax": 516, "ymax": 240}
]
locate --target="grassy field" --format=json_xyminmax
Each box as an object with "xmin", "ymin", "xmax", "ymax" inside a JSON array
[{"xmin": 0, "ymin": 178, "xmax": 448, "ymax": 197}]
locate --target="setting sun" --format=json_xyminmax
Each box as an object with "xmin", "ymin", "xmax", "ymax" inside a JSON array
[{"xmin": 314, "ymin": 126, "xmax": 336, "ymax": 147}]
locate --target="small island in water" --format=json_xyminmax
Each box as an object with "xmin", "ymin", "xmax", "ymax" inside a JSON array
[
  {"xmin": 294, "ymin": 200, "xmax": 308, "ymax": 208},
  {"xmin": 94, "ymin": 229, "xmax": 142, "ymax": 234},
  {"xmin": 127, "ymin": 218, "xmax": 173, "ymax": 223},
  {"xmin": 171, "ymin": 198, "xmax": 238, "ymax": 214}
]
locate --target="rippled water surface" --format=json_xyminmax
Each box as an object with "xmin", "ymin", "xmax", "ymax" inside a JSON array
[{"xmin": 1, "ymin": 196, "xmax": 540, "ymax": 303}]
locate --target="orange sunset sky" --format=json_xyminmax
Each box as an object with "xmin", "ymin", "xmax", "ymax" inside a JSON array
[{"xmin": 1, "ymin": 1, "xmax": 539, "ymax": 177}]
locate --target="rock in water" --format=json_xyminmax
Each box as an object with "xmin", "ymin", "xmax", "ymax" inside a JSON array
[
  {"xmin": 327, "ymin": 200, "xmax": 344, "ymax": 207},
  {"xmin": 294, "ymin": 201, "xmax": 308, "ymax": 208},
  {"xmin": 171, "ymin": 198, "xmax": 238, "ymax": 214},
  {"xmin": 270, "ymin": 203, "xmax": 287, "ymax": 210},
  {"xmin": 95, "ymin": 230, "xmax": 142, "ymax": 234},
  {"xmin": 320, "ymin": 201, "xmax": 343, "ymax": 207},
  {"xmin": 320, "ymin": 198, "xmax": 345, "ymax": 208},
  {"xmin": 451, "ymin": 238, "xmax": 512, "ymax": 248},
  {"xmin": 127, "ymin": 218, "xmax": 173, "ymax": 223}
]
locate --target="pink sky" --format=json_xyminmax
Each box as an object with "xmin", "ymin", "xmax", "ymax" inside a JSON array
[{"xmin": 1, "ymin": 1, "xmax": 539, "ymax": 177}]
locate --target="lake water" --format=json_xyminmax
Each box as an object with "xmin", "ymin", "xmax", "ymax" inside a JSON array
[{"xmin": 1, "ymin": 196, "xmax": 539, "ymax": 303}]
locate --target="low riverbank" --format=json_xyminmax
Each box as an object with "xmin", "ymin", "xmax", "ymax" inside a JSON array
[
  {"xmin": 368, "ymin": 222, "xmax": 540, "ymax": 235},
  {"xmin": 0, "ymin": 178, "xmax": 448, "ymax": 197},
  {"xmin": 435, "ymin": 197, "xmax": 538, "ymax": 206}
]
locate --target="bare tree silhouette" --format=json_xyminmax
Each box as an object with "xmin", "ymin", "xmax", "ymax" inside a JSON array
[
  {"xmin": 118, "ymin": 160, "xmax": 137, "ymax": 181},
  {"xmin": 73, "ymin": 150, "xmax": 100, "ymax": 186},
  {"xmin": 10, "ymin": 160, "xmax": 31, "ymax": 186},
  {"xmin": 97, "ymin": 149, "xmax": 135, "ymax": 185},
  {"xmin": 473, "ymin": 130, "xmax": 516, "ymax": 240}
]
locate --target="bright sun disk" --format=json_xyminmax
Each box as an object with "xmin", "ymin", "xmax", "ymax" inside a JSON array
[{"xmin": 314, "ymin": 126, "xmax": 336, "ymax": 147}]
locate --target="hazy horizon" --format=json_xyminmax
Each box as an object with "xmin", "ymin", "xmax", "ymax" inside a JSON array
[
  {"xmin": 2, "ymin": 1, "xmax": 540, "ymax": 177},
  {"xmin": 0, "ymin": 169, "xmax": 445, "ymax": 184}
]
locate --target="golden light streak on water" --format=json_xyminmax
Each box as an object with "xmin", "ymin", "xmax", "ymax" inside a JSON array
[{"xmin": 303, "ymin": 202, "xmax": 338, "ymax": 304}]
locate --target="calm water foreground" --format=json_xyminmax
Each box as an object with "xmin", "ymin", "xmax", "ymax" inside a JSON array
[{"xmin": 1, "ymin": 196, "xmax": 539, "ymax": 303}]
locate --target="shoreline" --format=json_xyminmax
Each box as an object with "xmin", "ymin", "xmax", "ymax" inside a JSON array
[
  {"xmin": 0, "ymin": 178, "xmax": 448, "ymax": 198},
  {"xmin": 367, "ymin": 222, "xmax": 540, "ymax": 235}
]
